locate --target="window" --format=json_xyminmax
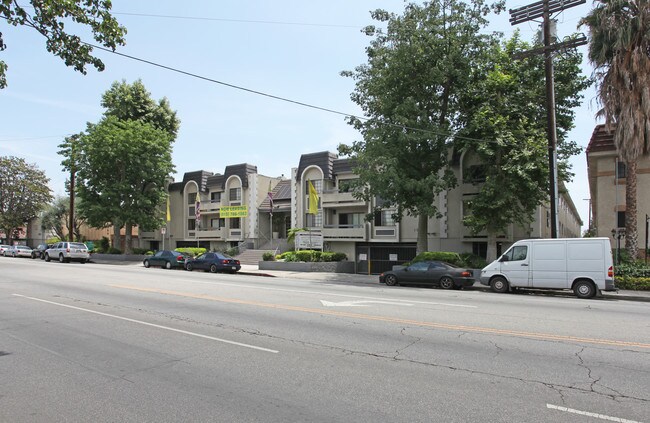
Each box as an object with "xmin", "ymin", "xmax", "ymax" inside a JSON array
[
  {"xmin": 230, "ymin": 218, "xmax": 241, "ymax": 229},
  {"xmin": 187, "ymin": 219, "xmax": 196, "ymax": 230},
  {"xmin": 211, "ymin": 218, "xmax": 225, "ymax": 228},
  {"xmin": 472, "ymin": 242, "xmax": 487, "ymax": 258},
  {"xmin": 305, "ymin": 211, "xmax": 322, "ymax": 228},
  {"xmin": 187, "ymin": 194, "xmax": 196, "ymax": 204},
  {"xmin": 305, "ymin": 179, "xmax": 322, "ymax": 194},
  {"xmin": 339, "ymin": 213, "xmax": 363, "ymax": 227},
  {"xmin": 616, "ymin": 161, "xmax": 627, "ymax": 179},
  {"xmin": 408, "ymin": 262, "xmax": 430, "ymax": 272},
  {"xmin": 463, "ymin": 165, "xmax": 487, "ymax": 183},
  {"xmin": 617, "ymin": 211, "xmax": 625, "ymax": 228},
  {"xmin": 229, "ymin": 188, "xmax": 241, "ymax": 202},
  {"xmin": 503, "ymin": 246, "xmax": 527, "ymax": 262},
  {"xmin": 338, "ymin": 179, "xmax": 354, "ymax": 193},
  {"xmin": 189, "ymin": 206, "xmax": 195, "ymax": 216},
  {"xmin": 374, "ymin": 210, "xmax": 395, "ymax": 226},
  {"xmin": 210, "ymin": 192, "xmax": 221, "ymax": 202}
]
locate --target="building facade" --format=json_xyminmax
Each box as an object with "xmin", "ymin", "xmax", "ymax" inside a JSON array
[{"xmin": 586, "ymin": 124, "xmax": 650, "ymax": 256}]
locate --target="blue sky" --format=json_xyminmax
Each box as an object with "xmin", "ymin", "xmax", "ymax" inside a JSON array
[{"xmin": 0, "ymin": 1, "xmax": 598, "ymax": 226}]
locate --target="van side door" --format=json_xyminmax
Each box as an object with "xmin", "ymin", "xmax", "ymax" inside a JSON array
[
  {"xmin": 500, "ymin": 244, "xmax": 530, "ymax": 287},
  {"xmin": 531, "ymin": 241, "xmax": 568, "ymax": 289}
]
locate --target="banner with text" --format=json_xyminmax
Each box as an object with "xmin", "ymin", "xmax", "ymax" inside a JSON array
[{"xmin": 220, "ymin": 205, "xmax": 249, "ymax": 218}]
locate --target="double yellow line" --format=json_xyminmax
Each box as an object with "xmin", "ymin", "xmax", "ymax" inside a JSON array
[{"xmin": 111, "ymin": 284, "xmax": 650, "ymax": 349}]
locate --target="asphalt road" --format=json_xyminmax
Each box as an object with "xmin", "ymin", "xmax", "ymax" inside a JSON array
[{"xmin": 1, "ymin": 258, "xmax": 649, "ymax": 422}]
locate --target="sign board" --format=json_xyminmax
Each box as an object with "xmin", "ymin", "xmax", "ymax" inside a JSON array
[
  {"xmin": 161, "ymin": 227, "xmax": 166, "ymax": 234},
  {"xmin": 295, "ymin": 231, "xmax": 323, "ymax": 250},
  {"xmin": 389, "ymin": 254, "xmax": 398, "ymax": 261},
  {"xmin": 220, "ymin": 205, "xmax": 249, "ymax": 218}
]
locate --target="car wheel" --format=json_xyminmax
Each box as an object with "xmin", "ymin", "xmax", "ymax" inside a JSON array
[
  {"xmin": 59, "ymin": 254, "xmax": 65, "ymax": 263},
  {"xmin": 45, "ymin": 253, "xmax": 51, "ymax": 262},
  {"xmin": 164, "ymin": 261, "xmax": 172, "ymax": 270},
  {"xmin": 384, "ymin": 274, "xmax": 398, "ymax": 286},
  {"xmin": 143, "ymin": 259, "xmax": 150, "ymax": 268},
  {"xmin": 574, "ymin": 280, "xmax": 596, "ymax": 299},
  {"xmin": 210, "ymin": 264, "xmax": 218, "ymax": 273},
  {"xmin": 439, "ymin": 276, "xmax": 455, "ymax": 290},
  {"xmin": 490, "ymin": 276, "xmax": 509, "ymax": 293},
  {"xmin": 186, "ymin": 263, "xmax": 194, "ymax": 272}
]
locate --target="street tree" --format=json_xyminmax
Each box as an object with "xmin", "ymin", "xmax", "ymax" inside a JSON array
[
  {"xmin": 339, "ymin": 0, "xmax": 504, "ymax": 254},
  {"xmin": 0, "ymin": 156, "xmax": 53, "ymax": 242},
  {"xmin": 580, "ymin": 0, "xmax": 650, "ymax": 259},
  {"xmin": 41, "ymin": 196, "xmax": 86, "ymax": 241},
  {"xmin": 66, "ymin": 117, "xmax": 174, "ymax": 254},
  {"xmin": 456, "ymin": 34, "xmax": 589, "ymax": 261},
  {"xmin": 0, "ymin": 0, "xmax": 126, "ymax": 89}
]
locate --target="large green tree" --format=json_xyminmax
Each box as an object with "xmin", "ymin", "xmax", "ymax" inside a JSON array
[
  {"xmin": 66, "ymin": 117, "xmax": 174, "ymax": 253},
  {"xmin": 457, "ymin": 34, "xmax": 589, "ymax": 260},
  {"xmin": 339, "ymin": 0, "xmax": 504, "ymax": 254},
  {"xmin": 60, "ymin": 80, "xmax": 179, "ymax": 253},
  {"xmin": 581, "ymin": 0, "xmax": 650, "ymax": 259},
  {"xmin": 0, "ymin": 156, "xmax": 53, "ymax": 242},
  {"xmin": 0, "ymin": 0, "xmax": 126, "ymax": 89}
]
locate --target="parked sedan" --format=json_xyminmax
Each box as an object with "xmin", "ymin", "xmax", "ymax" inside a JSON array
[
  {"xmin": 379, "ymin": 261, "xmax": 475, "ymax": 289},
  {"xmin": 6, "ymin": 245, "xmax": 33, "ymax": 258},
  {"xmin": 143, "ymin": 250, "xmax": 187, "ymax": 269},
  {"xmin": 185, "ymin": 252, "xmax": 241, "ymax": 274},
  {"xmin": 31, "ymin": 244, "xmax": 51, "ymax": 259},
  {"xmin": 0, "ymin": 245, "xmax": 11, "ymax": 256}
]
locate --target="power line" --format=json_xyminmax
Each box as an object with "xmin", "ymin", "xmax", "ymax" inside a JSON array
[
  {"xmin": 84, "ymin": 41, "xmax": 494, "ymax": 145},
  {"xmin": 113, "ymin": 12, "xmax": 361, "ymax": 29}
]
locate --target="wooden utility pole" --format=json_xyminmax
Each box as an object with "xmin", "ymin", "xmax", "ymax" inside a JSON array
[{"xmin": 509, "ymin": 0, "xmax": 587, "ymax": 238}]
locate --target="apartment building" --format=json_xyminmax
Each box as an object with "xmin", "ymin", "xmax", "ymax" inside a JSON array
[
  {"xmin": 139, "ymin": 164, "xmax": 282, "ymax": 252},
  {"xmin": 586, "ymin": 124, "xmax": 650, "ymax": 255},
  {"xmin": 292, "ymin": 151, "xmax": 582, "ymax": 274}
]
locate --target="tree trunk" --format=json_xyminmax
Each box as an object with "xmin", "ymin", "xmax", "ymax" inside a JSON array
[
  {"xmin": 625, "ymin": 159, "xmax": 638, "ymax": 259},
  {"xmin": 486, "ymin": 231, "xmax": 498, "ymax": 263},
  {"xmin": 416, "ymin": 214, "xmax": 428, "ymax": 255},
  {"xmin": 113, "ymin": 224, "xmax": 121, "ymax": 251},
  {"xmin": 124, "ymin": 223, "xmax": 133, "ymax": 255}
]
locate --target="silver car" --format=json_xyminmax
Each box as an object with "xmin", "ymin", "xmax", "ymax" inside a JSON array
[
  {"xmin": 45, "ymin": 242, "xmax": 90, "ymax": 263},
  {"xmin": 6, "ymin": 245, "xmax": 33, "ymax": 258},
  {"xmin": 0, "ymin": 245, "xmax": 11, "ymax": 256}
]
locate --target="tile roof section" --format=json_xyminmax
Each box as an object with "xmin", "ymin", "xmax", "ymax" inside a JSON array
[
  {"xmin": 259, "ymin": 179, "xmax": 291, "ymax": 211},
  {"xmin": 181, "ymin": 170, "xmax": 213, "ymax": 193},
  {"xmin": 586, "ymin": 124, "xmax": 616, "ymax": 155},
  {"xmin": 296, "ymin": 151, "xmax": 337, "ymax": 181}
]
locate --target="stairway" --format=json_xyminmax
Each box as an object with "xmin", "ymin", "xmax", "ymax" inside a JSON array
[{"xmin": 236, "ymin": 249, "xmax": 273, "ymax": 265}]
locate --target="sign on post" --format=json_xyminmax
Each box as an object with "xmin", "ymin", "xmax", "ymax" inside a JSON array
[{"xmin": 295, "ymin": 232, "xmax": 323, "ymax": 250}]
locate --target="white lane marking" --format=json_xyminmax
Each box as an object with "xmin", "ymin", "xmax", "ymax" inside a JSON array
[
  {"xmin": 320, "ymin": 300, "xmax": 413, "ymax": 307},
  {"xmin": 12, "ymin": 294, "xmax": 278, "ymax": 354},
  {"xmin": 546, "ymin": 404, "xmax": 643, "ymax": 423},
  {"xmin": 184, "ymin": 278, "xmax": 477, "ymax": 308}
]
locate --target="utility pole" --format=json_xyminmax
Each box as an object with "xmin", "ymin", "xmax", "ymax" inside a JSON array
[
  {"xmin": 66, "ymin": 134, "xmax": 80, "ymax": 242},
  {"xmin": 509, "ymin": 0, "xmax": 587, "ymax": 238}
]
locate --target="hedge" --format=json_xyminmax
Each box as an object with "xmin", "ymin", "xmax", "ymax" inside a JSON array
[
  {"xmin": 412, "ymin": 251, "xmax": 463, "ymax": 266},
  {"xmin": 275, "ymin": 250, "xmax": 347, "ymax": 262},
  {"xmin": 175, "ymin": 247, "xmax": 206, "ymax": 257},
  {"xmin": 615, "ymin": 276, "xmax": 650, "ymax": 291}
]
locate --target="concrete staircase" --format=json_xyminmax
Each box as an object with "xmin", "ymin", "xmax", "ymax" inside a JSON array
[{"xmin": 236, "ymin": 249, "xmax": 274, "ymax": 265}]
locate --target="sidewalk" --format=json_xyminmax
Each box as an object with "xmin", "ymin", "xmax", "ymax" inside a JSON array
[{"xmin": 238, "ymin": 264, "xmax": 650, "ymax": 302}]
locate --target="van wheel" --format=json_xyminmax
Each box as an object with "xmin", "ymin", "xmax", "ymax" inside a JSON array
[
  {"xmin": 490, "ymin": 276, "xmax": 509, "ymax": 293},
  {"xmin": 574, "ymin": 280, "xmax": 596, "ymax": 299}
]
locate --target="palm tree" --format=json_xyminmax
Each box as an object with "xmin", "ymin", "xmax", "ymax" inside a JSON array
[{"xmin": 581, "ymin": 0, "xmax": 650, "ymax": 259}]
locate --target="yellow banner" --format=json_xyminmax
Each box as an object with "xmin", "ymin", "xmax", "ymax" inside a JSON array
[{"xmin": 220, "ymin": 205, "xmax": 249, "ymax": 218}]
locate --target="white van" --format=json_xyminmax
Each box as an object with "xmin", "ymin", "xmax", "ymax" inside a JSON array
[{"xmin": 480, "ymin": 238, "xmax": 616, "ymax": 299}]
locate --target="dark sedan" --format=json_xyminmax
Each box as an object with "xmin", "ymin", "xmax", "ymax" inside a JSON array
[
  {"xmin": 379, "ymin": 261, "xmax": 475, "ymax": 289},
  {"xmin": 143, "ymin": 250, "xmax": 187, "ymax": 269},
  {"xmin": 31, "ymin": 244, "xmax": 51, "ymax": 259},
  {"xmin": 185, "ymin": 252, "xmax": 241, "ymax": 274}
]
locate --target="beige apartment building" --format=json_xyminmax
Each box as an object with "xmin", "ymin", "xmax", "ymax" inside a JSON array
[
  {"xmin": 586, "ymin": 124, "xmax": 650, "ymax": 256},
  {"xmin": 291, "ymin": 151, "xmax": 582, "ymax": 274}
]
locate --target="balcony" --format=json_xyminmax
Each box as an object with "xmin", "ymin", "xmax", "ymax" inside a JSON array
[
  {"xmin": 321, "ymin": 189, "xmax": 366, "ymax": 208},
  {"xmin": 196, "ymin": 228, "xmax": 224, "ymax": 239},
  {"xmin": 323, "ymin": 224, "xmax": 367, "ymax": 240},
  {"xmin": 200, "ymin": 201, "xmax": 221, "ymax": 213},
  {"xmin": 372, "ymin": 225, "xmax": 398, "ymax": 240}
]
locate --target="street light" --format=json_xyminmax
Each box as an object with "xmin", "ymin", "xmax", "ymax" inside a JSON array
[{"xmin": 611, "ymin": 228, "xmax": 625, "ymax": 265}]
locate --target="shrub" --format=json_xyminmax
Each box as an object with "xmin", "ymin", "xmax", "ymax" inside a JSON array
[
  {"xmin": 262, "ymin": 252, "xmax": 275, "ymax": 261},
  {"xmin": 46, "ymin": 236, "xmax": 62, "ymax": 245},
  {"xmin": 295, "ymin": 250, "xmax": 317, "ymax": 262},
  {"xmin": 276, "ymin": 250, "xmax": 347, "ymax": 262},
  {"xmin": 131, "ymin": 248, "xmax": 149, "ymax": 255},
  {"xmin": 412, "ymin": 251, "xmax": 463, "ymax": 266},
  {"xmin": 175, "ymin": 247, "xmax": 206, "ymax": 257},
  {"xmin": 107, "ymin": 247, "xmax": 122, "ymax": 254},
  {"xmin": 145, "ymin": 250, "xmax": 154, "ymax": 255},
  {"xmin": 100, "ymin": 236, "xmax": 110, "ymax": 252},
  {"xmin": 615, "ymin": 276, "xmax": 650, "ymax": 291},
  {"xmin": 459, "ymin": 253, "xmax": 487, "ymax": 269},
  {"xmin": 615, "ymin": 262, "xmax": 650, "ymax": 278}
]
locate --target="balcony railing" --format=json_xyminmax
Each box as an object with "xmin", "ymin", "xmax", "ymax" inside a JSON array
[
  {"xmin": 323, "ymin": 224, "xmax": 366, "ymax": 240},
  {"xmin": 321, "ymin": 189, "xmax": 365, "ymax": 208}
]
